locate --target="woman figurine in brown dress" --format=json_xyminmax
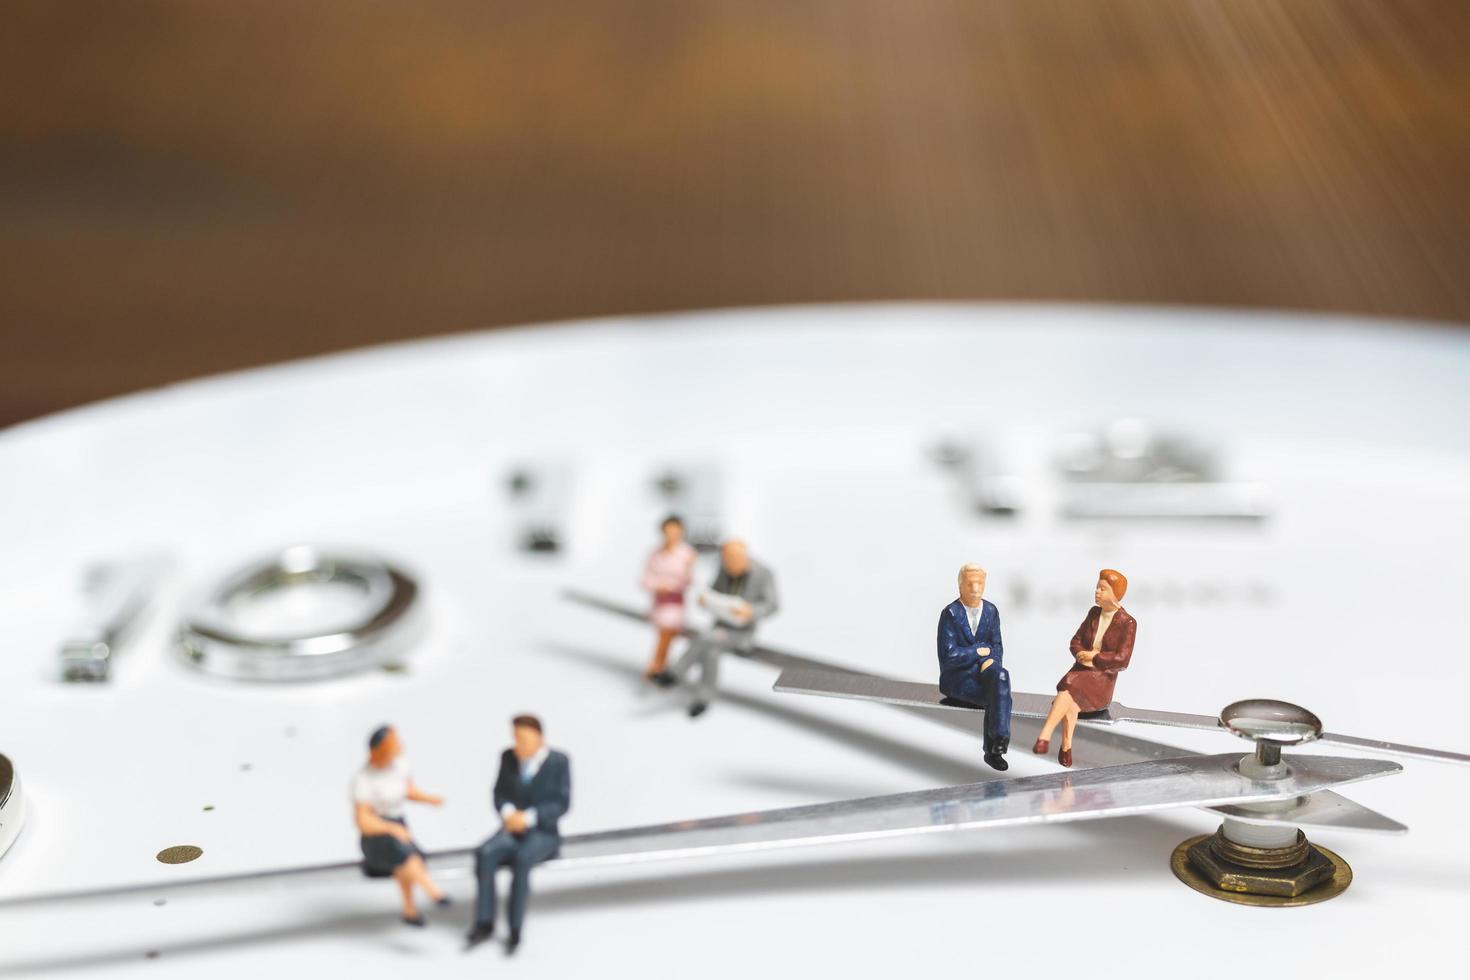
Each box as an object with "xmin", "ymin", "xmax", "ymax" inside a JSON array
[{"xmin": 1033, "ymin": 569, "xmax": 1135, "ymax": 768}]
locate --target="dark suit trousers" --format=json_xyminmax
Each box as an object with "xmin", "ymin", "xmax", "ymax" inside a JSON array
[
  {"xmin": 979, "ymin": 667, "xmax": 1012, "ymax": 752},
  {"xmin": 474, "ymin": 829, "xmax": 560, "ymax": 931}
]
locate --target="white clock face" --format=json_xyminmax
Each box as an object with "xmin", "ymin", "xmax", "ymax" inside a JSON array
[{"xmin": 1, "ymin": 304, "xmax": 1468, "ymax": 977}]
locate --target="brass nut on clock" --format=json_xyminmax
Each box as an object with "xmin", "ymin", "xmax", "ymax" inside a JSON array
[{"xmin": 1185, "ymin": 829, "xmax": 1335, "ymax": 898}]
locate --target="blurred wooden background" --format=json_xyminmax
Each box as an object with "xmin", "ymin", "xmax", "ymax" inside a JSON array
[{"xmin": 2, "ymin": 1, "xmax": 1468, "ymax": 427}]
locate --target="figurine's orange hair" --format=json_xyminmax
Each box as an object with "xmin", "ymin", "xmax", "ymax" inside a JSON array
[{"xmin": 1099, "ymin": 568, "xmax": 1128, "ymax": 600}]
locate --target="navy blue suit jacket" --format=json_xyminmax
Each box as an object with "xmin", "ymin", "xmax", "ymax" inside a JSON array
[
  {"xmin": 492, "ymin": 749, "xmax": 571, "ymax": 839},
  {"xmin": 937, "ymin": 599, "xmax": 1004, "ymax": 704}
]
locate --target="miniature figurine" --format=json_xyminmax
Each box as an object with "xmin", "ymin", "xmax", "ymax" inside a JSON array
[
  {"xmin": 467, "ymin": 715, "xmax": 571, "ymax": 956},
  {"xmin": 640, "ymin": 514, "xmax": 698, "ymax": 681},
  {"xmin": 662, "ymin": 538, "xmax": 778, "ymax": 717},
  {"xmin": 937, "ymin": 563, "xmax": 1012, "ymax": 770},
  {"xmin": 351, "ymin": 725, "xmax": 449, "ymax": 926},
  {"xmin": 1033, "ymin": 569, "xmax": 1136, "ymax": 767}
]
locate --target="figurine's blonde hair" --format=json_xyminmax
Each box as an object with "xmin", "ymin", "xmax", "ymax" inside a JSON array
[{"xmin": 957, "ymin": 563, "xmax": 987, "ymax": 587}]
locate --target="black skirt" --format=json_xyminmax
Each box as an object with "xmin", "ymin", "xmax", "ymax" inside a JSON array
[{"xmin": 360, "ymin": 816, "xmax": 423, "ymax": 877}]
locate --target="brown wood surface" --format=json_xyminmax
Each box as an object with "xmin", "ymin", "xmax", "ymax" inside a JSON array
[{"xmin": 3, "ymin": 1, "xmax": 1468, "ymax": 427}]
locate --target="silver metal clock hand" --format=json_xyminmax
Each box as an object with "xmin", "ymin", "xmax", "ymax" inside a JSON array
[
  {"xmin": 772, "ymin": 667, "xmax": 1062, "ymax": 721},
  {"xmin": 769, "ymin": 667, "xmax": 1224, "ymax": 736},
  {"xmin": 0, "ymin": 752, "xmax": 1400, "ymax": 910},
  {"xmin": 1317, "ymin": 732, "xmax": 1470, "ymax": 767},
  {"xmin": 774, "ymin": 667, "xmax": 1470, "ymax": 767},
  {"xmin": 563, "ymin": 591, "xmax": 1410, "ymax": 831},
  {"xmin": 565, "ymin": 589, "xmax": 683, "ymax": 631},
  {"xmin": 546, "ymin": 751, "xmax": 1400, "ymax": 866},
  {"xmin": 1105, "ymin": 702, "xmax": 1223, "ymax": 731}
]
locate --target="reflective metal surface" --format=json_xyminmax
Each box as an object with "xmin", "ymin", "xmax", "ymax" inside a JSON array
[
  {"xmin": 650, "ymin": 462, "xmax": 724, "ymax": 550},
  {"xmin": 772, "ymin": 666, "xmax": 1213, "ymax": 733},
  {"xmin": 505, "ymin": 463, "xmax": 572, "ymax": 553},
  {"xmin": 178, "ymin": 547, "xmax": 423, "ymax": 681},
  {"xmin": 566, "ymin": 591, "xmax": 1408, "ymax": 833},
  {"xmin": 1171, "ymin": 833, "xmax": 1354, "ymax": 908},
  {"xmin": 1107, "ymin": 703, "xmax": 1228, "ymax": 732},
  {"xmin": 932, "ymin": 422, "xmax": 1271, "ymax": 520},
  {"xmin": 0, "ymin": 753, "xmax": 24, "ymax": 862},
  {"xmin": 0, "ymin": 751, "xmax": 1400, "ymax": 908},
  {"xmin": 1055, "ymin": 420, "xmax": 1269, "ymax": 520},
  {"xmin": 547, "ymin": 752, "xmax": 1399, "ymax": 868},
  {"xmin": 59, "ymin": 555, "xmax": 170, "ymax": 682},
  {"xmin": 1318, "ymin": 730, "xmax": 1470, "ymax": 767},
  {"xmin": 775, "ymin": 665, "xmax": 1470, "ymax": 767},
  {"xmin": 1211, "ymin": 790, "xmax": 1407, "ymax": 834},
  {"xmin": 1221, "ymin": 700, "xmax": 1324, "ymax": 746},
  {"xmin": 930, "ymin": 438, "xmax": 1025, "ymax": 516},
  {"xmin": 1061, "ymin": 482, "xmax": 1270, "ymax": 520}
]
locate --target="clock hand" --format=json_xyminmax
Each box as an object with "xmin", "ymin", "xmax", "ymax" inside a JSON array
[
  {"xmin": 565, "ymin": 588, "xmax": 685, "ymax": 631},
  {"xmin": 563, "ymin": 591, "xmax": 1408, "ymax": 832},
  {"xmin": 552, "ymin": 751, "xmax": 1400, "ymax": 865},
  {"xmin": 774, "ymin": 667, "xmax": 1470, "ymax": 767},
  {"xmin": 0, "ymin": 751, "xmax": 1399, "ymax": 910},
  {"xmin": 1119, "ymin": 701, "xmax": 1470, "ymax": 766},
  {"xmin": 1314, "ymin": 732, "xmax": 1470, "ymax": 767}
]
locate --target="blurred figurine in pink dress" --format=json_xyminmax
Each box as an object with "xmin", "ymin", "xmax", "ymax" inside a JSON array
[{"xmin": 641, "ymin": 515, "xmax": 697, "ymax": 681}]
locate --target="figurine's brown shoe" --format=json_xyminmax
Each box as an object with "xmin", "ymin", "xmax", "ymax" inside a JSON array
[
  {"xmin": 1058, "ymin": 746, "xmax": 1073, "ymax": 768},
  {"xmin": 1031, "ymin": 738, "xmax": 1049, "ymax": 755}
]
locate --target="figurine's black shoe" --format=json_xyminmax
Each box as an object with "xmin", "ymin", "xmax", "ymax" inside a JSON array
[
  {"xmin": 983, "ymin": 752, "xmax": 1009, "ymax": 772},
  {"xmin": 465, "ymin": 922, "xmax": 495, "ymax": 950},
  {"xmin": 506, "ymin": 929, "xmax": 522, "ymax": 956},
  {"xmin": 651, "ymin": 671, "xmax": 677, "ymax": 688},
  {"xmin": 402, "ymin": 913, "xmax": 426, "ymax": 927},
  {"xmin": 688, "ymin": 701, "xmax": 708, "ymax": 718},
  {"xmin": 436, "ymin": 895, "xmax": 453, "ymax": 908}
]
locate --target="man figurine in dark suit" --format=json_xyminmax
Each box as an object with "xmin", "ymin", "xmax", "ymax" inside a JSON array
[
  {"xmin": 937, "ymin": 563, "xmax": 1012, "ymax": 771},
  {"xmin": 466, "ymin": 714, "xmax": 571, "ymax": 955}
]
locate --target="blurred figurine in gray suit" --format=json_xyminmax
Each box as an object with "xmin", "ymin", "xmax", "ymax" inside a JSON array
[{"xmin": 660, "ymin": 539, "xmax": 778, "ymax": 717}]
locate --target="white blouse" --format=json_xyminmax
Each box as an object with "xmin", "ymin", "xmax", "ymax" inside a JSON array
[
  {"xmin": 1091, "ymin": 609, "xmax": 1117, "ymax": 653},
  {"xmin": 352, "ymin": 759, "xmax": 409, "ymax": 820}
]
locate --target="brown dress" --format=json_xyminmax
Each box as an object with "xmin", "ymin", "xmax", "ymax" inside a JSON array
[{"xmin": 1056, "ymin": 606, "xmax": 1136, "ymax": 712}]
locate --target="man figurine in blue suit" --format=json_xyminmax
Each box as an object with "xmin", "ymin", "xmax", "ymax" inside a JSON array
[
  {"xmin": 466, "ymin": 714, "xmax": 571, "ymax": 955},
  {"xmin": 937, "ymin": 563, "xmax": 1012, "ymax": 771}
]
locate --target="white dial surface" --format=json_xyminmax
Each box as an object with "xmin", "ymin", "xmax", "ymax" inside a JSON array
[{"xmin": 1, "ymin": 304, "xmax": 1467, "ymax": 977}]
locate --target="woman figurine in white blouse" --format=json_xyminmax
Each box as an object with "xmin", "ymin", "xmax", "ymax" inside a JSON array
[
  {"xmin": 352, "ymin": 725, "xmax": 449, "ymax": 926},
  {"xmin": 641, "ymin": 514, "xmax": 698, "ymax": 681}
]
